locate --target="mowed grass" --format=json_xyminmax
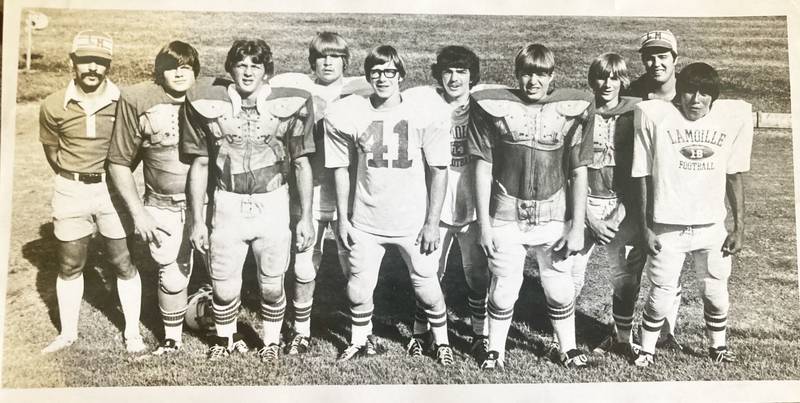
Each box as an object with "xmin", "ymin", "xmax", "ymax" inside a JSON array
[
  {"xmin": 3, "ymin": 100, "xmax": 799, "ymax": 386},
  {"xmin": 5, "ymin": 9, "xmax": 798, "ymax": 387},
  {"xmin": 15, "ymin": 10, "xmax": 790, "ymax": 112}
]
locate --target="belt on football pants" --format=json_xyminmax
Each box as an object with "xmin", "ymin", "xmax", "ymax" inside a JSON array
[
  {"xmin": 491, "ymin": 187, "xmax": 567, "ymax": 225},
  {"xmin": 144, "ymin": 191, "xmax": 187, "ymax": 210},
  {"xmin": 57, "ymin": 169, "xmax": 106, "ymax": 184}
]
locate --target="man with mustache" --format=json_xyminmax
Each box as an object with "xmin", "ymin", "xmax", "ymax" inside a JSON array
[
  {"xmin": 39, "ymin": 31, "xmax": 143, "ymax": 354},
  {"xmin": 108, "ymin": 41, "xmax": 201, "ymax": 355}
]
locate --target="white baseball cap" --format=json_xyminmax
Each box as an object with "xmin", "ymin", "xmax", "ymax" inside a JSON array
[
  {"xmin": 638, "ymin": 30, "xmax": 677, "ymax": 53},
  {"xmin": 71, "ymin": 30, "xmax": 113, "ymax": 60}
]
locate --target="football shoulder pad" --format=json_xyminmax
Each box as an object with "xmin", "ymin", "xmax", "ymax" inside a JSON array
[
  {"xmin": 324, "ymin": 94, "xmax": 368, "ymax": 134},
  {"xmin": 341, "ymin": 76, "xmax": 373, "ymax": 97},
  {"xmin": 267, "ymin": 87, "xmax": 312, "ymax": 118}
]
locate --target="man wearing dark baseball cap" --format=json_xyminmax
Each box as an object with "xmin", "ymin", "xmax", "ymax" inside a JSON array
[
  {"xmin": 40, "ymin": 30, "xmax": 144, "ymax": 354},
  {"xmin": 624, "ymin": 29, "xmax": 679, "ymax": 102}
]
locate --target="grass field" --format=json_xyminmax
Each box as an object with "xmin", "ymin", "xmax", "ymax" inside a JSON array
[
  {"xmin": 3, "ymin": 8, "xmax": 799, "ymax": 388},
  {"xmin": 16, "ymin": 10, "xmax": 791, "ymax": 112}
]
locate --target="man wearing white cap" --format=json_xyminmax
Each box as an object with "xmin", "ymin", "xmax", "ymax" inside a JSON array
[
  {"xmin": 622, "ymin": 29, "xmax": 685, "ymax": 351},
  {"xmin": 40, "ymin": 30, "xmax": 144, "ymax": 354},
  {"xmin": 625, "ymin": 30, "xmax": 679, "ymax": 102}
]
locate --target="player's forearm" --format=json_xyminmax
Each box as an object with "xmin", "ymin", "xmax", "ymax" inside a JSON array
[
  {"xmin": 474, "ymin": 159, "xmax": 493, "ymax": 227},
  {"xmin": 569, "ymin": 166, "xmax": 588, "ymax": 231},
  {"xmin": 635, "ymin": 176, "xmax": 652, "ymax": 232},
  {"xmin": 333, "ymin": 167, "xmax": 351, "ymax": 224},
  {"xmin": 726, "ymin": 172, "xmax": 745, "ymax": 233},
  {"xmin": 293, "ymin": 156, "xmax": 314, "ymax": 221},
  {"xmin": 187, "ymin": 156, "xmax": 209, "ymax": 224},
  {"xmin": 424, "ymin": 165, "xmax": 448, "ymax": 226},
  {"xmin": 42, "ymin": 145, "xmax": 60, "ymax": 174},
  {"xmin": 107, "ymin": 162, "xmax": 146, "ymax": 218}
]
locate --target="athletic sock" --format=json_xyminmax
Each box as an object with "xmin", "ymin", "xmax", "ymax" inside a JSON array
[
  {"xmin": 641, "ymin": 311, "xmax": 665, "ymax": 354},
  {"xmin": 612, "ymin": 294, "xmax": 635, "ymax": 343},
  {"xmin": 468, "ymin": 293, "xmax": 488, "ymax": 336},
  {"xmin": 548, "ymin": 301, "xmax": 577, "ymax": 353},
  {"xmin": 212, "ymin": 299, "xmax": 240, "ymax": 340},
  {"xmin": 56, "ymin": 275, "xmax": 84, "ymax": 339},
  {"xmin": 161, "ymin": 305, "xmax": 187, "ymax": 343},
  {"xmin": 293, "ymin": 298, "xmax": 313, "ymax": 337},
  {"xmin": 117, "ymin": 272, "xmax": 142, "ymax": 339},
  {"xmin": 350, "ymin": 306, "xmax": 373, "ymax": 346},
  {"xmin": 260, "ymin": 294, "xmax": 287, "ymax": 346},
  {"xmin": 487, "ymin": 300, "xmax": 514, "ymax": 360},
  {"xmin": 425, "ymin": 307, "xmax": 449, "ymax": 345},
  {"xmin": 704, "ymin": 310, "xmax": 728, "ymax": 348}
]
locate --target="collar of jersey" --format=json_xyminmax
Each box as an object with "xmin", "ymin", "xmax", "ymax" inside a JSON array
[
  {"xmin": 63, "ymin": 79, "xmax": 120, "ymax": 113},
  {"xmin": 226, "ymin": 83, "xmax": 272, "ymax": 116}
]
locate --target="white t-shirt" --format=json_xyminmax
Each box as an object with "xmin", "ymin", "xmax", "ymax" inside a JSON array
[
  {"xmin": 403, "ymin": 85, "xmax": 476, "ymax": 226},
  {"xmin": 632, "ymin": 99, "xmax": 753, "ymax": 225},
  {"xmin": 324, "ymin": 94, "xmax": 451, "ymax": 236}
]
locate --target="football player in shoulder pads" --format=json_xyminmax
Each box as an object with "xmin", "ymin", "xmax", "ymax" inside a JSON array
[
  {"xmin": 402, "ymin": 45, "xmax": 491, "ymax": 363},
  {"xmin": 564, "ymin": 53, "xmax": 646, "ymax": 358},
  {"xmin": 468, "ymin": 43, "xmax": 594, "ymax": 370},
  {"xmin": 181, "ymin": 39, "xmax": 316, "ymax": 363},
  {"xmin": 324, "ymin": 45, "xmax": 454, "ymax": 365},
  {"xmin": 108, "ymin": 41, "xmax": 202, "ymax": 356},
  {"xmin": 269, "ymin": 32, "xmax": 372, "ymax": 356},
  {"xmin": 631, "ymin": 62, "xmax": 752, "ymax": 367}
]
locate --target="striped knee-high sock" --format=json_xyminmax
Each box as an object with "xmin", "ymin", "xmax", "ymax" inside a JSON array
[
  {"xmin": 468, "ymin": 292, "xmax": 488, "ymax": 337},
  {"xmin": 612, "ymin": 294, "xmax": 635, "ymax": 343},
  {"xmin": 640, "ymin": 311, "xmax": 665, "ymax": 354},
  {"xmin": 350, "ymin": 306, "xmax": 373, "ymax": 346},
  {"xmin": 212, "ymin": 298, "xmax": 240, "ymax": 340},
  {"xmin": 487, "ymin": 300, "xmax": 514, "ymax": 360},
  {"xmin": 704, "ymin": 309, "xmax": 728, "ymax": 348},
  {"xmin": 260, "ymin": 294, "xmax": 287, "ymax": 346},
  {"xmin": 161, "ymin": 305, "xmax": 188, "ymax": 342},
  {"xmin": 293, "ymin": 298, "xmax": 313, "ymax": 337},
  {"xmin": 425, "ymin": 306, "xmax": 449, "ymax": 345},
  {"xmin": 548, "ymin": 300, "xmax": 576, "ymax": 353}
]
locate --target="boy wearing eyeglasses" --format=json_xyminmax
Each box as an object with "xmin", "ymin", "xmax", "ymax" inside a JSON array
[{"xmin": 324, "ymin": 45, "xmax": 454, "ymax": 365}]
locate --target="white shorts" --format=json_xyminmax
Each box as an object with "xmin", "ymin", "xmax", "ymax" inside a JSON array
[{"xmin": 51, "ymin": 174, "xmax": 131, "ymax": 241}]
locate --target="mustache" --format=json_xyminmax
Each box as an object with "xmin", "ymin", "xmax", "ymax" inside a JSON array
[{"xmin": 80, "ymin": 72, "xmax": 102, "ymax": 79}]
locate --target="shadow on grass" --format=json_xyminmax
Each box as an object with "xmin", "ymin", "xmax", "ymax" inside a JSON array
[
  {"xmin": 297, "ymin": 238, "xmax": 609, "ymax": 358},
  {"xmin": 23, "ymin": 223, "xmax": 212, "ymax": 343}
]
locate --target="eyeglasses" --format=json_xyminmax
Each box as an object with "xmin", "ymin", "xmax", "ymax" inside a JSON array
[{"xmin": 369, "ymin": 69, "xmax": 399, "ymax": 79}]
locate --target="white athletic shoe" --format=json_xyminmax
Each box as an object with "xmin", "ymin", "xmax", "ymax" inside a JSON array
[{"xmin": 41, "ymin": 334, "xmax": 77, "ymax": 354}]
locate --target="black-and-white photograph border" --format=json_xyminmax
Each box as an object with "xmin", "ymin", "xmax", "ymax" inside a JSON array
[{"xmin": 1, "ymin": 0, "xmax": 799, "ymax": 402}]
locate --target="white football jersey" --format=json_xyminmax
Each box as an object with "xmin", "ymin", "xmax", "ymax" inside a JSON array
[
  {"xmin": 325, "ymin": 94, "xmax": 451, "ymax": 236},
  {"xmin": 403, "ymin": 85, "xmax": 476, "ymax": 226},
  {"xmin": 632, "ymin": 99, "xmax": 753, "ymax": 225}
]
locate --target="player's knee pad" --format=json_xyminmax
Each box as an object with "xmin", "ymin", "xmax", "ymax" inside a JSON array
[
  {"xmin": 346, "ymin": 280, "xmax": 374, "ymax": 307},
  {"xmin": 645, "ymin": 283, "xmax": 679, "ymax": 318},
  {"xmin": 159, "ymin": 262, "xmax": 190, "ymax": 294},
  {"xmin": 259, "ymin": 276, "xmax": 284, "ymax": 301},
  {"xmin": 293, "ymin": 250, "xmax": 318, "ymax": 284},
  {"xmin": 488, "ymin": 276, "xmax": 522, "ymax": 312},
  {"xmin": 701, "ymin": 283, "xmax": 729, "ymax": 314},
  {"xmin": 213, "ymin": 282, "xmax": 242, "ymax": 305}
]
